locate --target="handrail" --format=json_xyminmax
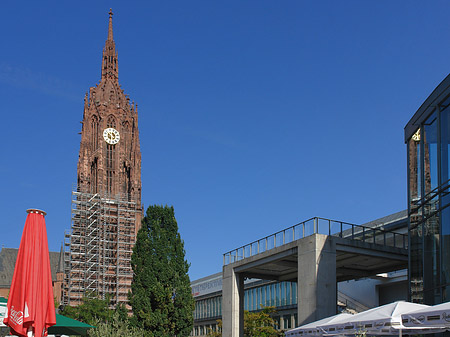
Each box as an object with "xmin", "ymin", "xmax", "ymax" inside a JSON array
[{"xmin": 223, "ymin": 217, "xmax": 408, "ymax": 265}]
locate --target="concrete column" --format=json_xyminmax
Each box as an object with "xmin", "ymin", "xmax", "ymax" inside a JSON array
[
  {"xmin": 297, "ymin": 234, "xmax": 336, "ymax": 325},
  {"xmin": 222, "ymin": 264, "xmax": 244, "ymax": 337}
]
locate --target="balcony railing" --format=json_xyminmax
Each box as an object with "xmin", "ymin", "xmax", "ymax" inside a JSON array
[{"xmin": 223, "ymin": 217, "xmax": 407, "ymax": 265}]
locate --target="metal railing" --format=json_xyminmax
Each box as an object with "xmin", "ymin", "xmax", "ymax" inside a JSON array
[{"xmin": 223, "ymin": 217, "xmax": 408, "ymax": 265}]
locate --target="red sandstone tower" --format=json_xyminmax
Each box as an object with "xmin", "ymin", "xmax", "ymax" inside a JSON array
[{"xmin": 63, "ymin": 10, "xmax": 142, "ymax": 307}]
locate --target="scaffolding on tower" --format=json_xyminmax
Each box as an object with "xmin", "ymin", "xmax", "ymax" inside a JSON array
[{"xmin": 62, "ymin": 185, "xmax": 139, "ymax": 307}]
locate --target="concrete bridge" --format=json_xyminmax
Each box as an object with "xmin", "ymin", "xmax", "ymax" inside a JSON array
[{"xmin": 221, "ymin": 217, "xmax": 408, "ymax": 337}]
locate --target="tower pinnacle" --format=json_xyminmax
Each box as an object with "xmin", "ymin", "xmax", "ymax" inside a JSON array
[
  {"xmin": 101, "ymin": 9, "xmax": 118, "ymax": 80},
  {"xmin": 108, "ymin": 9, "xmax": 113, "ymax": 41}
]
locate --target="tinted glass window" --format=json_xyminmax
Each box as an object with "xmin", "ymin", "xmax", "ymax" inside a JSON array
[{"xmin": 424, "ymin": 111, "xmax": 438, "ymax": 196}]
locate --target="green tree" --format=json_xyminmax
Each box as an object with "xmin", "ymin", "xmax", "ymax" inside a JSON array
[
  {"xmin": 207, "ymin": 307, "xmax": 282, "ymax": 337},
  {"xmin": 129, "ymin": 205, "xmax": 194, "ymax": 337},
  {"xmin": 206, "ymin": 319, "xmax": 222, "ymax": 337},
  {"xmin": 244, "ymin": 306, "xmax": 281, "ymax": 337},
  {"xmin": 60, "ymin": 293, "xmax": 123, "ymax": 326}
]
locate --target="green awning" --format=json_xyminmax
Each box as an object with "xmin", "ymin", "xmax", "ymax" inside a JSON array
[
  {"xmin": 47, "ymin": 314, "xmax": 95, "ymax": 336},
  {"xmin": 0, "ymin": 301, "xmax": 93, "ymax": 335}
]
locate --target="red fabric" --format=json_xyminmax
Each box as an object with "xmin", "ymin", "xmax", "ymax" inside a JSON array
[{"xmin": 3, "ymin": 212, "xmax": 56, "ymax": 337}]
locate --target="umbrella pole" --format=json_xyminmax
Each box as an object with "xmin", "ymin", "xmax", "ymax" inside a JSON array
[{"xmin": 399, "ymin": 328, "xmax": 402, "ymax": 337}]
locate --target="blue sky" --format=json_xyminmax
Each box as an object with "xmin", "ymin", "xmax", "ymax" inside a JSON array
[{"xmin": 1, "ymin": 1, "xmax": 449, "ymax": 281}]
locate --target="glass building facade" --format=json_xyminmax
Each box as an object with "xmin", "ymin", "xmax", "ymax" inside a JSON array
[
  {"xmin": 192, "ymin": 280, "xmax": 298, "ymax": 336},
  {"xmin": 406, "ymin": 74, "xmax": 450, "ymax": 305}
]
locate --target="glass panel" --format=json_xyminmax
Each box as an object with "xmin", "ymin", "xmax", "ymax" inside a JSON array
[
  {"xmin": 408, "ymin": 129, "xmax": 422, "ymax": 205},
  {"xmin": 423, "ymin": 212, "xmax": 440, "ymax": 304},
  {"xmin": 317, "ymin": 218, "xmax": 330, "ymax": 235},
  {"xmin": 304, "ymin": 219, "xmax": 315, "ymax": 236},
  {"xmin": 330, "ymin": 221, "xmax": 342, "ymax": 237},
  {"xmin": 237, "ymin": 248, "xmax": 244, "ymax": 261},
  {"xmin": 423, "ymin": 111, "xmax": 438, "ymax": 196},
  {"xmin": 267, "ymin": 236, "xmax": 275, "ymax": 250},
  {"xmin": 276, "ymin": 283, "xmax": 281, "ymax": 307},
  {"xmin": 292, "ymin": 282, "xmax": 297, "ymax": 305},
  {"xmin": 251, "ymin": 242, "xmax": 259, "ymax": 256},
  {"xmin": 275, "ymin": 232, "xmax": 284, "ymax": 247},
  {"xmin": 294, "ymin": 224, "xmax": 303, "ymax": 240},
  {"xmin": 286, "ymin": 282, "xmax": 291, "ymax": 305},
  {"xmin": 443, "ymin": 285, "xmax": 450, "ymax": 302},
  {"xmin": 244, "ymin": 245, "xmax": 251, "ymax": 258},
  {"xmin": 274, "ymin": 316, "xmax": 280, "ymax": 330},
  {"xmin": 442, "ymin": 206, "xmax": 450, "ymax": 289},
  {"xmin": 410, "ymin": 206, "xmax": 423, "ymax": 303},
  {"xmin": 441, "ymin": 102, "xmax": 450, "ymax": 186},
  {"xmin": 271, "ymin": 284, "xmax": 275, "ymax": 306},
  {"xmin": 285, "ymin": 315, "xmax": 292, "ymax": 329},
  {"xmin": 258, "ymin": 238, "xmax": 267, "ymax": 253},
  {"xmin": 424, "ymin": 287, "xmax": 441, "ymax": 306},
  {"xmin": 244, "ymin": 290, "xmax": 249, "ymax": 310},
  {"xmin": 261, "ymin": 285, "xmax": 266, "ymax": 307}
]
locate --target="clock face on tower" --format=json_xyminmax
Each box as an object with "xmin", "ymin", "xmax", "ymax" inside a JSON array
[{"xmin": 103, "ymin": 127, "xmax": 120, "ymax": 145}]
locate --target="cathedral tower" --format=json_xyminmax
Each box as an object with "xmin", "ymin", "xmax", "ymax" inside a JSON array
[
  {"xmin": 77, "ymin": 9, "xmax": 142, "ymax": 202},
  {"xmin": 64, "ymin": 10, "xmax": 142, "ymax": 307}
]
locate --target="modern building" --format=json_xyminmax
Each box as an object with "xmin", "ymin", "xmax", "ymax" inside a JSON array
[
  {"xmin": 63, "ymin": 10, "xmax": 142, "ymax": 307},
  {"xmin": 405, "ymin": 73, "xmax": 450, "ymax": 305},
  {"xmin": 191, "ymin": 211, "xmax": 409, "ymax": 336}
]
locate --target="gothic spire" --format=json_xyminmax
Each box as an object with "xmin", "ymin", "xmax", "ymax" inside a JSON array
[{"xmin": 101, "ymin": 8, "xmax": 118, "ymax": 80}]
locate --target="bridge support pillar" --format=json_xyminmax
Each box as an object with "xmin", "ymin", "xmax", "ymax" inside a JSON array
[
  {"xmin": 222, "ymin": 264, "xmax": 244, "ymax": 337},
  {"xmin": 297, "ymin": 234, "xmax": 337, "ymax": 325}
]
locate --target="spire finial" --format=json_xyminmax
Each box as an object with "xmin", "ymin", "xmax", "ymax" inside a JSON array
[
  {"xmin": 102, "ymin": 9, "xmax": 118, "ymax": 80},
  {"xmin": 108, "ymin": 8, "xmax": 114, "ymax": 41}
]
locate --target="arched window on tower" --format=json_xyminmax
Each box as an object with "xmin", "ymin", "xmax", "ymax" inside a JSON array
[
  {"xmin": 91, "ymin": 115, "xmax": 98, "ymax": 151},
  {"xmin": 107, "ymin": 116, "xmax": 116, "ymax": 128},
  {"xmin": 106, "ymin": 115, "xmax": 116, "ymax": 195},
  {"xmin": 123, "ymin": 122, "xmax": 129, "ymax": 159}
]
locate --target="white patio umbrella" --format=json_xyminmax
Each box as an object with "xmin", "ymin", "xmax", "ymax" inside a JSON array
[
  {"xmin": 402, "ymin": 301, "xmax": 450, "ymax": 328},
  {"xmin": 0, "ymin": 297, "xmax": 7, "ymax": 327},
  {"xmin": 318, "ymin": 301, "xmax": 430, "ymax": 336},
  {"xmin": 0, "ymin": 308, "xmax": 5, "ymax": 327},
  {"xmin": 285, "ymin": 313, "xmax": 353, "ymax": 337}
]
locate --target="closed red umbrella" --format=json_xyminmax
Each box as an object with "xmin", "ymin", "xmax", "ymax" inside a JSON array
[{"xmin": 3, "ymin": 209, "xmax": 56, "ymax": 337}]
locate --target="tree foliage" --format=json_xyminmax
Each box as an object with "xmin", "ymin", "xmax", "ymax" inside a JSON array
[
  {"xmin": 207, "ymin": 307, "xmax": 282, "ymax": 337},
  {"xmin": 129, "ymin": 205, "xmax": 194, "ymax": 337},
  {"xmin": 60, "ymin": 293, "xmax": 126, "ymax": 326},
  {"xmin": 244, "ymin": 306, "xmax": 282, "ymax": 337},
  {"xmin": 206, "ymin": 319, "xmax": 222, "ymax": 337},
  {"xmin": 88, "ymin": 312, "xmax": 146, "ymax": 337}
]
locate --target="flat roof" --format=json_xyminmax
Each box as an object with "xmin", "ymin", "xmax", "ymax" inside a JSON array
[{"xmin": 405, "ymin": 73, "xmax": 450, "ymax": 142}]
